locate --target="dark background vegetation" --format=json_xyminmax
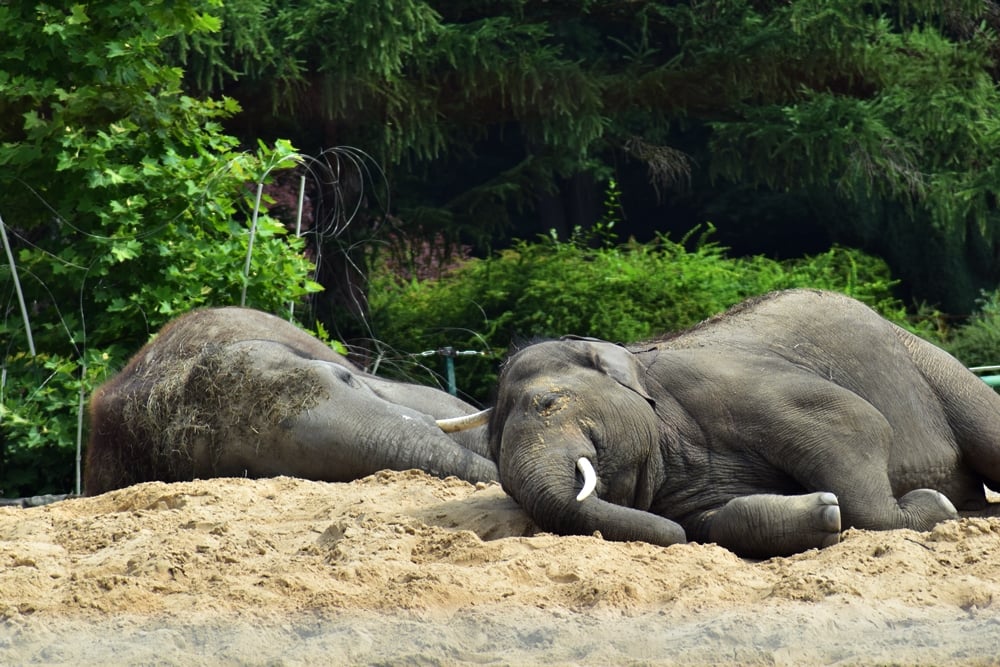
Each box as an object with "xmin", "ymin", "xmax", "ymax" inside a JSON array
[{"xmin": 5, "ymin": 0, "xmax": 1000, "ymax": 496}]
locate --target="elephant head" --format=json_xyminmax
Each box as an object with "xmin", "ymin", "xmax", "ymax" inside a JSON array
[
  {"xmin": 488, "ymin": 337, "xmax": 686, "ymax": 547},
  {"xmin": 85, "ymin": 307, "xmax": 498, "ymax": 494}
]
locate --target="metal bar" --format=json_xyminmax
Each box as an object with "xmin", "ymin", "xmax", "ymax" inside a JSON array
[
  {"xmin": 0, "ymin": 212, "xmax": 35, "ymax": 355},
  {"xmin": 445, "ymin": 357, "xmax": 457, "ymax": 396}
]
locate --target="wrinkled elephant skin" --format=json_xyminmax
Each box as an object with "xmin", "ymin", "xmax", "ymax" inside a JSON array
[
  {"xmin": 489, "ymin": 289, "xmax": 1000, "ymax": 558},
  {"xmin": 85, "ymin": 307, "xmax": 497, "ymax": 495}
]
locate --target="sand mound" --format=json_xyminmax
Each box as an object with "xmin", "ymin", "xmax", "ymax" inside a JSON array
[{"xmin": 2, "ymin": 471, "xmax": 999, "ymax": 665}]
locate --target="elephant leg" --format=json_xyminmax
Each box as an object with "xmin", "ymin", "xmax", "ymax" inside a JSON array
[
  {"xmin": 701, "ymin": 492, "xmax": 841, "ymax": 559},
  {"xmin": 948, "ymin": 394, "xmax": 1000, "ymax": 502},
  {"xmin": 793, "ymin": 466, "xmax": 961, "ymax": 534},
  {"xmin": 897, "ymin": 327, "xmax": 1000, "ymax": 491},
  {"xmin": 757, "ymin": 383, "xmax": 960, "ymax": 532}
]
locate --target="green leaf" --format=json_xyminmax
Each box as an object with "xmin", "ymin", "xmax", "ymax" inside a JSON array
[
  {"xmin": 110, "ymin": 239, "xmax": 142, "ymax": 262},
  {"xmin": 68, "ymin": 5, "xmax": 90, "ymax": 26}
]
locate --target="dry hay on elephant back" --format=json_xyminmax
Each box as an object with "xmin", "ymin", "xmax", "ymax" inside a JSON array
[
  {"xmin": 2, "ymin": 472, "xmax": 1000, "ymax": 666},
  {"xmin": 115, "ymin": 344, "xmax": 324, "ymax": 476}
]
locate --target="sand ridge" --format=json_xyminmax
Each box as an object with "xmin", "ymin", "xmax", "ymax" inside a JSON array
[{"xmin": 2, "ymin": 471, "xmax": 999, "ymax": 665}]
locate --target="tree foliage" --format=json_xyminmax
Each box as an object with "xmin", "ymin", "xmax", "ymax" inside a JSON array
[
  {"xmin": 176, "ymin": 0, "xmax": 1000, "ymax": 314},
  {"xmin": 0, "ymin": 1, "xmax": 320, "ymax": 496}
]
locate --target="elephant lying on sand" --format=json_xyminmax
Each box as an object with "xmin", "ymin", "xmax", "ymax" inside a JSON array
[
  {"xmin": 488, "ymin": 289, "xmax": 1000, "ymax": 558},
  {"xmin": 85, "ymin": 307, "xmax": 497, "ymax": 495}
]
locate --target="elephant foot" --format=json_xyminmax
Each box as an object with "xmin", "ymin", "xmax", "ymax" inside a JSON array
[
  {"xmin": 807, "ymin": 492, "xmax": 843, "ymax": 545},
  {"xmin": 898, "ymin": 488, "xmax": 958, "ymax": 530},
  {"xmin": 706, "ymin": 492, "xmax": 842, "ymax": 559}
]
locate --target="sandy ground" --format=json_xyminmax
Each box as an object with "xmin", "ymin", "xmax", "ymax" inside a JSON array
[{"xmin": 2, "ymin": 471, "xmax": 1000, "ymax": 666}]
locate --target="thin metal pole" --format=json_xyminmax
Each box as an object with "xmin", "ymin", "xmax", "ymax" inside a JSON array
[
  {"xmin": 75, "ymin": 362, "xmax": 85, "ymax": 496},
  {"xmin": 241, "ymin": 182, "xmax": 265, "ymax": 307},
  {"xmin": 0, "ymin": 212, "xmax": 36, "ymax": 355},
  {"xmin": 445, "ymin": 356, "xmax": 457, "ymax": 396},
  {"xmin": 290, "ymin": 174, "xmax": 306, "ymax": 321}
]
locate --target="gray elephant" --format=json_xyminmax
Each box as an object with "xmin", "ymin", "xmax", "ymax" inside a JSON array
[
  {"xmin": 488, "ymin": 289, "xmax": 1000, "ymax": 558},
  {"xmin": 85, "ymin": 307, "xmax": 497, "ymax": 495}
]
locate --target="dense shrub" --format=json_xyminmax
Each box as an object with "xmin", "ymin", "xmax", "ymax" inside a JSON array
[
  {"xmin": 945, "ymin": 290, "xmax": 1000, "ymax": 368},
  {"xmin": 368, "ymin": 228, "xmax": 920, "ymax": 403}
]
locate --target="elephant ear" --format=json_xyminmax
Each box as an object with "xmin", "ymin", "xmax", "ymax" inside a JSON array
[{"xmin": 562, "ymin": 336, "xmax": 656, "ymax": 408}]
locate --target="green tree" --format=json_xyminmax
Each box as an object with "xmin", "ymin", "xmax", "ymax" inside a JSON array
[
  {"xmin": 0, "ymin": 1, "xmax": 320, "ymax": 496},
  {"xmin": 176, "ymin": 0, "xmax": 1000, "ymax": 318}
]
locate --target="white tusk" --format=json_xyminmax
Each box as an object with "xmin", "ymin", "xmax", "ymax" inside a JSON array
[
  {"xmin": 576, "ymin": 457, "xmax": 597, "ymax": 502},
  {"xmin": 435, "ymin": 408, "xmax": 493, "ymax": 433}
]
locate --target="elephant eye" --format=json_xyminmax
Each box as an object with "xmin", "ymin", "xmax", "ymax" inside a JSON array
[
  {"xmin": 533, "ymin": 391, "xmax": 568, "ymax": 416},
  {"xmin": 331, "ymin": 365, "xmax": 361, "ymax": 388}
]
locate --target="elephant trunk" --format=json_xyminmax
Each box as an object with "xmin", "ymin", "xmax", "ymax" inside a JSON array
[
  {"xmin": 391, "ymin": 420, "xmax": 499, "ymax": 484},
  {"xmin": 280, "ymin": 395, "xmax": 499, "ymax": 485},
  {"xmin": 504, "ymin": 443, "xmax": 686, "ymax": 547}
]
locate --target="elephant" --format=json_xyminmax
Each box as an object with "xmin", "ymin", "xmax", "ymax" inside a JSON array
[
  {"xmin": 84, "ymin": 307, "xmax": 497, "ymax": 495},
  {"xmin": 487, "ymin": 289, "xmax": 1000, "ymax": 558}
]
